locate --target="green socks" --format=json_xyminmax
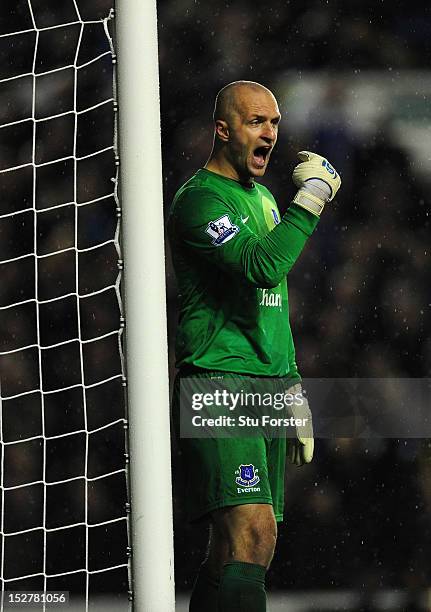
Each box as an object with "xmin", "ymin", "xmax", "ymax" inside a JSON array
[
  {"xmin": 189, "ymin": 564, "xmax": 220, "ymax": 612},
  {"xmin": 218, "ymin": 561, "xmax": 267, "ymax": 611},
  {"xmin": 189, "ymin": 561, "xmax": 267, "ymax": 611}
]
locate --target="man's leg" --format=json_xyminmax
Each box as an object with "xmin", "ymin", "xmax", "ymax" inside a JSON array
[
  {"xmin": 176, "ymin": 373, "xmax": 285, "ymax": 611},
  {"xmin": 211, "ymin": 503, "xmax": 277, "ymax": 611},
  {"xmin": 211, "ymin": 503, "xmax": 277, "ymax": 568},
  {"xmin": 189, "ymin": 522, "xmax": 228, "ymax": 612},
  {"xmin": 190, "ymin": 503, "xmax": 276, "ymax": 612}
]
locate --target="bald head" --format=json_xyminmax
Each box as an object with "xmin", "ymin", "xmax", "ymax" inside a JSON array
[
  {"xmin": 206, "ymin": 80, "xmax": 280, "ymax": 182},
  {"xmin": 213, "ymin": 81, "xmax": 276, "ymax": 124}
]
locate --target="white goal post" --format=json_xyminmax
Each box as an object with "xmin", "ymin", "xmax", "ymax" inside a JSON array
[{"xmin": 115, "ymin": 1, "xmax": 175, "ymax": 611}]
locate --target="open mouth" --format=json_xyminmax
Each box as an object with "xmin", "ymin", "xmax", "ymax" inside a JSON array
[{"xmin": 252, "ymin": 146, "xmax": 271, "ymax": 168}]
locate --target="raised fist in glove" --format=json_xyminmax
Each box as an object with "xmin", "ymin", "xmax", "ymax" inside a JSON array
[{"xmin": 292, "ymin": 151, "xmax": 341, "ymax": 217}]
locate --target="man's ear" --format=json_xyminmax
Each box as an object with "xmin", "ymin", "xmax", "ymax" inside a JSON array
[{"xmin": 214, "ymin": 119, "xmax": 229, "ymax": 143}]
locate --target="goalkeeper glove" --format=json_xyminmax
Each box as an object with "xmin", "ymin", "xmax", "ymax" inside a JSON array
[
  {"xmin": 292, "ymin": 151, "xmax": 341, "ymax": 217},
  {"xmin": 285, "ymin": 383, "xmax": 314, "ymax": 466}
]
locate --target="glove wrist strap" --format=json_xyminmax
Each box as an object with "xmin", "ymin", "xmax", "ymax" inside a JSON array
[{"xmin": 292, "ymin": 189, "xmax": 324, "ymax": 217}]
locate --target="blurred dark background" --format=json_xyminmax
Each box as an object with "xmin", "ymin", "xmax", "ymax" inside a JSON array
[{"xmin": 158, "ymin": 0, "xmax": 431, "ymax": 607}]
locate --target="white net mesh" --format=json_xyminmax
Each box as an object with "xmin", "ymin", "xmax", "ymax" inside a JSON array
[{"xmin": 0, "ymin": 1, "xmax": 131, "ymax": 608}]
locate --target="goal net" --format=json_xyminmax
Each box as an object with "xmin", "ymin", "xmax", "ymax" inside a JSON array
[{"xmin": 0, "ymin": 1, "xmax": 131, "ymax": 608}]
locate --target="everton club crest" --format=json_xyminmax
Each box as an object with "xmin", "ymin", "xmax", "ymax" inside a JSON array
[{"xmin": 235, "ymin": 464, "xmax": 260, "ymax": 488}]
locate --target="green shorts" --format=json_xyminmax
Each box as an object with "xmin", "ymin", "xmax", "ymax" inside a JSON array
[{"xmin": 172, "ymin": 370, "xmax": 287, "ymax": 523}]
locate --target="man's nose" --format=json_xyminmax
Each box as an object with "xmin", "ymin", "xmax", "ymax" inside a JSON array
[{"xmin": 261, "ymin": 123, "xmax": 276, "ymax": 142}]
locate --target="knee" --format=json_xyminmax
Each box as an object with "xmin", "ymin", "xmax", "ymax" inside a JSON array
[
  {"xmin": 212, "ymin": 505, "xmax": 278, "ymax": 569},
  {"xmin": 233, "ymin": 520, "xmax": 277, "ymax": 567},
  {"xmin": 245, "ymin": 521, "xmax": 277, "ymax": 555}
]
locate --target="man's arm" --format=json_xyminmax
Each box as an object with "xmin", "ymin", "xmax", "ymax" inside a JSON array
[
  {"xmin": 170, "ymin": 151, "xmax": 340, "ymax": 288},
  {"xmin": 171, "ymin": 191, "xmax": 318, "ymax": 289}
]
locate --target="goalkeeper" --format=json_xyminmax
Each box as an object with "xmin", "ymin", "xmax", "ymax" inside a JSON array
[{"xmin": 168, "ymin": 80, "xmax": 341, "ymax": 612}]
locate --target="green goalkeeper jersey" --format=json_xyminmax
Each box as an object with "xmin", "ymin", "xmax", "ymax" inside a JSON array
[{"xmin": 168, "ymin": 168, "xmax": 319, "ymax": 377}]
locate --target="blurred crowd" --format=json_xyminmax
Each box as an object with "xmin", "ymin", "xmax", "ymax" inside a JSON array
[{"xmin": 158, "ymin": 0, "xmax": 431, "ymax": 604}]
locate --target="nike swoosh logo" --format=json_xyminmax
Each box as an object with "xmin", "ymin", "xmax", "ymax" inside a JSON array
[{"xmin": 241, "ymin": 216, "xmax": 249, "ymax": 224}]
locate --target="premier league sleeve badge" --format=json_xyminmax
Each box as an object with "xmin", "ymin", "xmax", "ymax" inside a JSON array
[{"xmin": 205, "ymin": 214, "xmax": 239, "ymax": 246}]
